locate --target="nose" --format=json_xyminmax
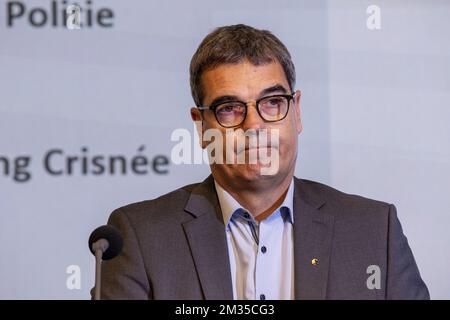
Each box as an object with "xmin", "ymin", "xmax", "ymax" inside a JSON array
[{"xmin": 241, "ymin": 102, "xmax": 265, "ymax": 131}]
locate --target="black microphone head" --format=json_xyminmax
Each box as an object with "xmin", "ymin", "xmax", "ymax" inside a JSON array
[{"xmin": 88, "ymin": 225, "xmax": 123, "ymax": 260}]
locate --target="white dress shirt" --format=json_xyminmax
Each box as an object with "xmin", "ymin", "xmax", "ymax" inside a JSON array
[{"xmin": 214, "ymin": 179, "xmax": 295, "ymax": 300}]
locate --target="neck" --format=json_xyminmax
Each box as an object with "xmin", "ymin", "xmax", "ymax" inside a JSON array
[{"xmin": 214, "ymin": 171, "xmax": 293, "ymax": 222}]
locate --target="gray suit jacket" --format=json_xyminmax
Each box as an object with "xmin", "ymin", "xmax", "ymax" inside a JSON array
[{"xmin": 96, "ymin": 175, "xmax": 429, "ymax": 299}]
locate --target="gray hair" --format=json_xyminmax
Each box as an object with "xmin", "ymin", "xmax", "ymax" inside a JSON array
[{"xmin": 189, "ymin": 24, "xmax": 296, "ymax": 107}]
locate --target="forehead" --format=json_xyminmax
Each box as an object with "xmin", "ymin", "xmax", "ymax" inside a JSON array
[{"xmin": 201, "ymin": 60, "xmax": 289, "ymax": 104}]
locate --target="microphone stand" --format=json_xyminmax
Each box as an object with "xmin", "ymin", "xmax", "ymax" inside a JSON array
[{"xmin": 92, "ymin": 239, "xmax": 109, "ymax": 300}]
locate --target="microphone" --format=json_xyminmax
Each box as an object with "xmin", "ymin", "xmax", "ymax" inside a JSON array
[{"xmin": 88, "ymin": 225, "xmax": 123, "ymax": 300}]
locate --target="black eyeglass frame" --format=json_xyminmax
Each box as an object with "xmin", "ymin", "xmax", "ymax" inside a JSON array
[{"xmin": 197, "ymin": 92, "xmax": 297, "ymax": 128}]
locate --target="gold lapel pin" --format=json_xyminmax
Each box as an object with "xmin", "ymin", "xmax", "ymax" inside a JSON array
[{"xmin": 311, "ymin": 258, "xmax": 319, "ymax": 266}]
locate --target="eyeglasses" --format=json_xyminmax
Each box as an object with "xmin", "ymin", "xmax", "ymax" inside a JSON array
[{"xmin": 197, "ymin": 93, "xmax": 296, "ymax": 128}]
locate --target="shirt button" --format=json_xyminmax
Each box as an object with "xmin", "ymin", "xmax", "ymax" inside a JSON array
[
  {"xmin": 260, "ymin": 294, "xmax": 266, "ymax": 300},
  {"xmin": 261, "ymin": 246, "xmax": 267, "ymax": 253}
]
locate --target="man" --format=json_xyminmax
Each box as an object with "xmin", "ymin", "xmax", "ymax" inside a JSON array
[{"xmin": 96, "ymin": 24, "xmax": 429, "ymax": 299}]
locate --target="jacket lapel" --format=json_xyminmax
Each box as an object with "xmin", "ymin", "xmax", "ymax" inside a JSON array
[
  {"xmin": 182, "ymin": 175, "xmax": 234, "ymax": 300},
  {"xmin": 293, "ymin": 178, "xmax": 335, "ymax": 300}
]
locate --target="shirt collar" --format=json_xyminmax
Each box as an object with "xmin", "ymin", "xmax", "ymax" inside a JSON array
[{"xmin": 214, "ymin": 178, "xmax": 295, "ymax": 227}]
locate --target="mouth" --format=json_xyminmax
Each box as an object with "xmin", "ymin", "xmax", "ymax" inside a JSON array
[
  {"xmin": 238, "ymin": 145, "xmax": 276, "ymax": 154},
  {"xmin": 245, "ymin": 146, "xmax": 270, "ymax": 150}
]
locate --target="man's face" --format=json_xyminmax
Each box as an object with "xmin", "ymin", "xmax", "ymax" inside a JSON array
[{"xmin": 191, "ymin": 60, "xmax": 302, "ymax": 186}]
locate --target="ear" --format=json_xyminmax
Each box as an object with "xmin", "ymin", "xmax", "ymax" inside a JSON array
[
  {"xmin": 190, "ymin": 107, "xmax": 206, "ymax": 149},
  {"xmin": 190, "ymin": 107, "xmax": 202, "ymax": 122},
  {"xmin": 294, "ymin": 90, "xmax": 302, "ymax": 134}
]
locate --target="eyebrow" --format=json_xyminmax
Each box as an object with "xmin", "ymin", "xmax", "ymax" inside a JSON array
[
  {"xmin": 207, "ymin": 84, "xmax": 289, "ymax": 107},
  {"xmin": 208, "ymin": 95, "xmax": 239, "ymax": 108},
  {"xmin": 258, "ymin": 84, "xmax": 288, "ymax": 97}
]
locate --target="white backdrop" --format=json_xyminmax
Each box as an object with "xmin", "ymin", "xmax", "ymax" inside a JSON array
[{"xmin": 0, "ymin": 0, "xmax": 449, "ymax": 299}]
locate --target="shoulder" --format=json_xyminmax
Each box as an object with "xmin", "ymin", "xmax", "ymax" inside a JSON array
[
  {"xmin": 295, "ymin": 177, "xmax": 394, "ymax": 222},
  {"xmin": 107, "ymin": 181, "xmax": 202, "ymax": 228}
]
